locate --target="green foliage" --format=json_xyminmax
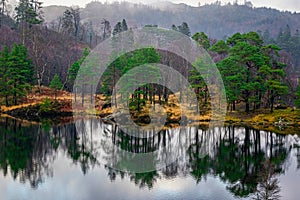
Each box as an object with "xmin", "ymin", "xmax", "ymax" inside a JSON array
[
  {"xmin": 50, "ymin": 74, "xmax": 63, "ymax": 99},
  {"xmin": 210, "ymin": 40, "xmax": 229, "ymax": 54},
  {"xmin": 0, "ymin": 44, "xmax": 34, "ymax": 105},
  {"xmin": 50, "ymin": 74, "xmax": 63, "ymax": 90},
  {"xmin": 68, "ymin": 48, "xmax": 90, "ymax": 88},
  {"xmin": 15, "ymin": 0, "xmax": 43, "ymax": 25},
  {"xmin": 0, "ymin": 46, "xmax": 10, "ymax": 106},
  {"xmin": 101, "ymin": 48, "xmax": 161, "ymax": 110},
  {"xmin": 39, "ymin": 97, "xmax": 52, "ymax": 113},
  {"xmin": 213, "ymin": 32, "xmax": 288, "ymax": 112},
  {"xmin": 193, "ymin": 32, "xmax": 210, "ymax": 50},
  {"xmin": 38, "ymin": 98, "xmax": 61, "ymax": 116}
]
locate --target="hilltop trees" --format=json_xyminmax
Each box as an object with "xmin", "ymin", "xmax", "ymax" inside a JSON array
[
  {"xmin": 61, "ymin": 7, "xmax": 81, "ymax": 38},
  {"xmin": 0, "ymin": 0, "xmax": 7, "ymax": 27},
  {"xmin": 113, "ymin": 19, "xmax": 128, "ymax": 35},
  {"xmin": 15, "ymin": 0, "xmax": 43, "ymax": 44},
  {"xmin": 62, "ymin": 9, "xmax": 74, "ymax": 36},
  {"xmin": 101, "ymin": 18, "xmax": 111, "ymax": 40},
  {"xmin": 172, "ymin": 22, "xmax": 191, "ymax": 36}
]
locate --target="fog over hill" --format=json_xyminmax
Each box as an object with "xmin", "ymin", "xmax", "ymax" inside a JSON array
[{"xmin": 43, "ymin": 1, "xmax": 300, "ymax": 39}]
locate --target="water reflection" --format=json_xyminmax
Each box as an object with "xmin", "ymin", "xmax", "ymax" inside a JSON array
[{"xmin": 0, "ymin": 117, "xmax": 299, "ymax": 199}]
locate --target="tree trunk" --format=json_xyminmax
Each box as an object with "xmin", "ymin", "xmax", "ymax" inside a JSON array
[
  {"xmin": 14, "ymin": 83, "xmax": 17, "ymax": 105},
  {"xmin": 81, "ymin": 85, "xmax": 85, "ymax": 106},
  {"xmin": 270, "ymin": 96, "xmax": 275, "ymax": 113},
  {"xmin": 245, "ymin": 98, "xmax": 250, "ymax": 113},
  {"xmin": 5, "ymin": 95, "xmax": 8, "ymax": 107},
  {"xmin": 232, "ymin": 101, "xmax": 236, "ymax": 111}
]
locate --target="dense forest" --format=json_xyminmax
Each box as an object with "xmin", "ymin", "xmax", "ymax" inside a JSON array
[{"xmin": 0, "ymin": 0, "xmax": 300, "ymax": 113}]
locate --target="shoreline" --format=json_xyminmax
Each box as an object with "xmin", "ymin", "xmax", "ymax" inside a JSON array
[{"xmin": 1, "ymin": 100, "xmax": 299, "ymax": 134}]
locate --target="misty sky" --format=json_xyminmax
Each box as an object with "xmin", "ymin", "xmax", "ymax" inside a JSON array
[{"xmin": 42, "ymin": 0, "xmax": 300, "ymax": 12}]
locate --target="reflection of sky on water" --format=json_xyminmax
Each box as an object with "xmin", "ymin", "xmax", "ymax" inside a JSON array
[
  {"xmin": 0, "ymin": 150, "xmax": 247, "ymax": 200},
  {"xmin": 279, "ymin": 147, "xmax": 300, "ymax": 200},
  {"xmin": 1, "ymin": 119, "xmax": 300, "ymax": 200},
  {"xmin": 154, "ymin": 176, "xmax": 236, "ymax": 200}
]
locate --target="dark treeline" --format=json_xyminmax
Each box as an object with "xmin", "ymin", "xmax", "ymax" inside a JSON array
[{"xmin": 43, "ymin": 1, "xmax": 300, "ymax": 40}]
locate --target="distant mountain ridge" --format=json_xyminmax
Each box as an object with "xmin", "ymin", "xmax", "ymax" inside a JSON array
[{"xmin": 42, "ymin": 1, "xmax": 300, "ymax": 39}]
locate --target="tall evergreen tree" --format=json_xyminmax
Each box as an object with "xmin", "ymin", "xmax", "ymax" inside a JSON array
[
  {"xmin": 70, "ymin": 7, "xmax": 80, "ymax": 38},
  {"xmin": 62, "ymin": 9, "xmax": 74, "ymax": 35},
  {"xmin": 15, "ymin": 0, "xmax": 43, "ymax": 44},
  {"xmin": 259, "ymin": 45, "xmax": 288, "ymax": 112},
  {"xmin": 15, "ymin": 0, "xmax": 42, "ymax": 25},
  {"xmin": 0, "ymin": 46, "xmax": 10, "ymax": 106},
  {"xmin": 101, "ymin": 18, "xmax": 111, "ymax": 40},
  {"xmin": 0, "ymin": 0, "xmax": 7, "ymax": 27},
  {"xmin": 6, "ymin": 44, "xmax": 34, "ymax": 105},
  {"xmin": 113, "ymin": 22, "xmax": 122, "ymax": 36}
]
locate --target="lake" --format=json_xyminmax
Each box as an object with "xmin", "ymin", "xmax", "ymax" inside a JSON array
[{"xmin": 0, "ymin": 117, "xmax": 300, "ymax": 200}]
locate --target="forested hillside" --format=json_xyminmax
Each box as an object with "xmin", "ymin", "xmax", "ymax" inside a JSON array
[
  {"xmin": 43, "ymin": 1, "xmax": 300, "ymax": 78},
  {"xmin": 44, "ymin": 1, "xmax": 300, "ymax": 39}
]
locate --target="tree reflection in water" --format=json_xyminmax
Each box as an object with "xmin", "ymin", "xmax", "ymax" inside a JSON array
[
  {"xmin": 0, "ymin": 117, "xmax": 299, "ymax": 199},
  {"xmin": 254, "ymin": 160, "xmax": 281, "ymax": 200},
  {"xmin": 0, "ymin": 118, "xmax": 54, "ymax": 188}
]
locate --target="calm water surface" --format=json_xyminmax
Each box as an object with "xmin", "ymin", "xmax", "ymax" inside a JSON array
[{"xmin": 0, "ymin": 117, "xmax": 300, "ymax": 200}]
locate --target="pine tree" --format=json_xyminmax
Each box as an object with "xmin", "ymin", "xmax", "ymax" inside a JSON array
[
  {"xmin": 70, "ymin": 7, "xmax": 80, "ymax": 38},
  {"xmin": 171, "ymin": 24, "xmax": 178, "ymax": 31},
  {"xmin": 0, "ymin": 0, "xmax": 7, "ymax": 28},
  {"xmin": 7, "ymin": 44, "xmax": 34, "ymax": 105},
  {"xmin": 259, "ymin": 44, "xmax": 288, "ymax": 112},
  {"xmin": 113, "ymin": 22, "xmax": 122, "ymax": 35},
  {"xmin": 192, "ymin": 32, "xmax": 210, "ymax": 50},
  {"xmin": 178, "ymin": 22, "xmax": 191, "ymax": 37},
  {"xmin": 15, "ymin": 0, "xmax": 43, "ymax": 44},
  {"xmin": 50, "ymin": 74, "xmax": 63, "ymax": 100},
  {"xmin": 62, "ymin": 9, "xmax": 74, "ymax": 35},
  {"xmin": 0, "ymin": 46, "xmax": 10, "ymax": 106},
  {"xmin": 15, "ymin": 0, "xmax": 43, "ymax": 25},
  {"xmin": 101, "ymin": 19, "xmax": 111, "ymax": 40}
]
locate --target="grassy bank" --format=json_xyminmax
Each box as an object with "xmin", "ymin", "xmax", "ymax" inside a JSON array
[{"xmin": 1, "ymin": 87, "xmax": 299, "ymax": 134}]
